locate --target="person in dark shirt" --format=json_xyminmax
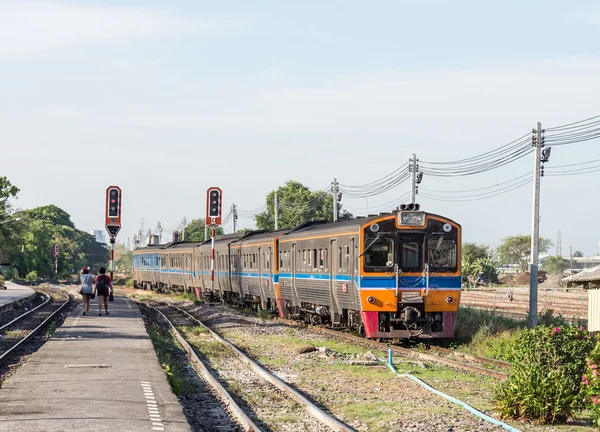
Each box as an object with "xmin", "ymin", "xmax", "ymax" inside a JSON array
[{"xmin": 94, "ymin": 267, "xmax": 112, "ymax": 316}]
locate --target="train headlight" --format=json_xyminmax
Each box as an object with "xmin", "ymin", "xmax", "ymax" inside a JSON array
[
  {"xmin": 367, "ymin": 296, "xmax": 375, "ymax": 304},
  {"xmin": 399, "ymin": 211, "xmax": 425, "ymax": 226},
  {"xmin": 446, "ymin": 296, "xmax": 454, "ymax": 304}
]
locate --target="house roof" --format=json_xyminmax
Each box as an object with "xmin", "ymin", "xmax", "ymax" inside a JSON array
[{"xmin": 562, "ymin": 265, "xmax": 600, "ymax": 284}]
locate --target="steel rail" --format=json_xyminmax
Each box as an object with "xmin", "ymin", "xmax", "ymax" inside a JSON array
[
  {"xmin": 275, "ymin": 318, "xmax": 508, "ymax": 380},
  {"xmin": 418, "ymin": 343, "xmax": 512, "ymax": 370},
  {"xmin": 169, "ymin": 304, "xmax": 355, "ymax": 432},
  {"xmin": 150, "ymin": 306, "xmax": 261, "ymax": 432},
  {"xmin": 0, "ymin": 292, "xmax": 51, "ymax": 332},
  {"xmin": 0, "ymin": 297, "xmax": 70, "ymax": 365}
]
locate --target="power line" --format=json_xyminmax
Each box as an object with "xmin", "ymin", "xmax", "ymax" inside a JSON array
[
  {"xmin": 420, "ymin": 177, "xmax": 532, "ymax": 202},
  {"xmin": 420, "ymin": 172, "xmax": 530, "ymax": 193}
]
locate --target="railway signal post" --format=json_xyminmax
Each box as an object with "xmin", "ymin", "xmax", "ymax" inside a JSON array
[
  {"xmin": 54, "ymin": 244, "xmax": 59, "ymax": 277},
  {"xmin": 105, "ymin": 186, "xmax": 122, "ymax": 302},
  {"xmin": 206, "ymin": 187, "xmax": 222, "ymax": 303}
]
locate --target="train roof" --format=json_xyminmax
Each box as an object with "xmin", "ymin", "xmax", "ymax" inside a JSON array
[{"xmin": 133, "ymin": 209, "xmax": 461, "ymax": 253}]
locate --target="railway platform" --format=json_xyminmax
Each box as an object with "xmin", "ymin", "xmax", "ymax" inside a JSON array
[
  {"xmin": 0, "ymin": 281, "xmax": 36, "ymax": 313},
  {"xmin": 0, "ymin": 296, "xmax": 190, "ymax": 432}
]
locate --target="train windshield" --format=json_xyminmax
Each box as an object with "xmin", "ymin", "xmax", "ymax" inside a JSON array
[
  {"xmin": 364, "ymin": 237, "xmax": 394, "ymax": 270},
  {"xmin": 428, "ymin": 238, "xmax": 457, "ymax": 272}
]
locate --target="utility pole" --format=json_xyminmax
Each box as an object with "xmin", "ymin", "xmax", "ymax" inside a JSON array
[
  {"xmin": 231, "ymin": 204, "xmax": 238, "ymax": 233},
  {"xmin": 557, "ymin": 229, "xmax": 562, "ymax": 257},
  {"xmin": 529, "ymin": 122, "xmax": 543, "ymax": 328},
  {"xmin": 409, "ymin": 153, "xmax": 420, "ymax": 204},
  {"xmin": 331, "ymin": 178, "xmax": 342, "ymax": 222},
  {"xmin": 274, "ymin": 192, "xmax": 279, "ymax": 231},
  {"xmin": 182, "ymin": 217, "xmax": 187, "ymax": 241}
]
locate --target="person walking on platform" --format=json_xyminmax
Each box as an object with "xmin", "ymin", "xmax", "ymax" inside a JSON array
[
  {"xmin": 94, "ymin": 267, "xmax": 112, "ymax": 316},
  {"xmin": 80, "ymin": 267, "xmax": 94, "ymax": 316}
]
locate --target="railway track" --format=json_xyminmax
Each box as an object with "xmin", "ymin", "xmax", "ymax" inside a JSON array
[
  {"xmin": 153, "ymin": 303, "xmax": 355, "ymax": 432},
  {"xmin": 275, "ymin": 317, "xmax": 509, "ymax": 380},
  {"xmin": 148, "ymin": 304, "xmax": 259, "ymax": 432},
  {"xmin": 0, "ymin": 293, "xmax": 70, "ymax": 366}
]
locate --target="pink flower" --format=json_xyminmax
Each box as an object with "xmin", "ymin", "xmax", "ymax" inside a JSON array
[
  {"xmin": 593, "ymin": 370, "xmax": 598, "ymax": 378},
  {"xmin": 580, "ymin": 325, "xmax": 585, "ymax": 331},
  {"xmin": 592, "ymin": 396, "xmax": 599, "ymax": 405},
  {"xmin": 593, "ymin": 364, "xmax": 597, "ymax": 370},
  {"xmin": 552, "ymin": 327, "xmax": 561, "ymax": 335}
]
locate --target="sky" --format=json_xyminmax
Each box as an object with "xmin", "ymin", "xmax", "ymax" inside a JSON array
[{"xmin": 2, "ymin": 0, "xmax": 600, "ymax": 255}]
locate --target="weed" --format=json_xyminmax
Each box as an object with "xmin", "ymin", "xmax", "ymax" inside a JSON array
[
  {"xmin": 172, "ymin": 293, "xmax": 198, "ymax": 302},
  {"xmin": 148, "ymin": 326, "xmax": 197, "ymax": 395},
  {"xmin": 45, "ymin": 321, "xmax": 57, "ymax": 338}
]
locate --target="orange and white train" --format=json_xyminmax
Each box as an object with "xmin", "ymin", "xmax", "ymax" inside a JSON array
[{"xmin": 132, "ymin": 205, "xmax": 462, "ymax": 339}]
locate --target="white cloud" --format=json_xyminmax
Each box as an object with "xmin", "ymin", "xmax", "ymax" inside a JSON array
[
  {"xmin": 119, "ymin": 55, "xmax": 600, "ymax": 146},
  {"xmin": 0, "ymin": 1, "xmax": 241, "ymax": 59}
]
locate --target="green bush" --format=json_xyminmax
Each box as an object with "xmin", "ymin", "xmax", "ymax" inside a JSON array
[
  {"xmin": 581, "ymin": 341, "xmax": 600, "ymax": 427},
  {"xmin": 0, "ymin": 275, "xmax": 5, "ymax": 286},
  {"xmin": 2, "ymin": 268, "xmax": 16, "ymax": 281},
  {"xmin": 495, "ymin": 325, "xmax": 595, "ymax": 424},
  {"xmin": 25, "ymin": 271, "xmax": 38, "ymax": 281},
  {"xmin": 125, "ymin": 278, "xmax": 134, "ymax": 287}
]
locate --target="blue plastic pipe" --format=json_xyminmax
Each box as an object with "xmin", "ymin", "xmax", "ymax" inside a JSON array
[{"xmin": 378, "ymin": 358, "xmax": 521, "ymax": 432}]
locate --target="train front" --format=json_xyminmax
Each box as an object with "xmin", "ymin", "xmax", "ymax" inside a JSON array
[{"xmin": 359, "ymin": 206, "xmax": 461, "ymax": 339}]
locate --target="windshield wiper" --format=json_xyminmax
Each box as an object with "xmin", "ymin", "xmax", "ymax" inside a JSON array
[{"xmin": 359, "ymin": 234, "xmax": 381, "ymax": 257}]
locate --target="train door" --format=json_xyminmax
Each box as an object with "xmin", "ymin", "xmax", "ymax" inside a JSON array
[
  {"xmin": 291, "ymin": 243, "xmax": 300, "ymax": 309},
  {"xmin": 267, "ymin": 246, "xmax": 273, "ymax": 307},
  {"xmin": 330, "ymin": 239, "xmax": 341, "ymax": 323},
  {"xmin": 257, "ymin": 247, "xmax": 267, "ymax": 308}
]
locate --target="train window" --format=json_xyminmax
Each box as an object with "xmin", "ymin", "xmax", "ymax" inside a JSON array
[
  {"xmin": 401, "ymin": 242, "xmax": 420, "ymax": 270},
  {"xmin": 312, "ymin": 249, "xmax": 318, "ymax": 270},
  {"xmin": 364, "ymin": 238, "xmax": 394, "ymax": 270}
]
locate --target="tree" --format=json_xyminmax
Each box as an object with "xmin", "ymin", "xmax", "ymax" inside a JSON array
[
  {"xmin": 0, "ymin": 177, "xmax": 23, "ymax": 263},
  {"xmin": 460, "ymin": 242, "xmax": 491, "ymax": 282},
  {"xmin": 114, "ymin": 244, "xmax": 132, "ymax": 274},
  {"xmin": 10, "ymin": 205, "xmax": 109, "ymax": 278},
  {"xmin": 255, "ymin": 180, "xmax": 354, "ymax": 231},
  {"xmin": 496, "ymin": 235, "xmax": 552, "ymax": 272},
  {"xmin": 184, "ymin": 218, "xmax": 224, "ymax": 242},
  {"xmin": 543, "ymin": 255, "xmax": 569, "ymax": 275},
  {"xmin": 573, "ymin": 250, "xmax": 584, "ymax": 258},
  {"xmin": 473, "ymin": 257, "xmax": 498, "ymax": 283},
  {"xmin": 462, "ymin": 242, "xmax": 490, "ymax": 263}
]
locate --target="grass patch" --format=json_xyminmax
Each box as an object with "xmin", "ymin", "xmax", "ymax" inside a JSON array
[
  {"xmin": 148, "ymin": 325, "xmax": 198, "ymax": 395},
  {"xmin": 3, "ymin": 330, "xmax": 23, "ymax": 339},
  {"xmin": 172, "ymin": 292, "xmax": 199, "ymax": 302},
  {"xmin": 180, "ymin": 326, "xmax": 234, "ymax": 363}
]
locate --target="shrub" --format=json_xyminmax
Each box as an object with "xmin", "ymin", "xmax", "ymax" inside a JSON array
[
  {"xmin": 25, "ymin": 271, "xmax": 38, "ymax": 281},
  {"xmin": 495, "ymin": 325, "xmax": 595, "ymax": 424},
  {"xmin": 581, "ymin": 341, "xmax": 600, "ymax": 427},
  {"xmin": 125, "ymin": 278, "xmax": 134, "ymax": 287},
  {"xmin": 0, "ymin": 275, "xmax": 4, "ymax": 286},
  {"xmin": 2, "ymin": 268, "xmax": 16, "ymax": 281}
]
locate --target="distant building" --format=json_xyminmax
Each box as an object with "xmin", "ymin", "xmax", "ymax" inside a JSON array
[{"xmin": 90, "ymin": 230, "xmax": 106, "ymax": 244}]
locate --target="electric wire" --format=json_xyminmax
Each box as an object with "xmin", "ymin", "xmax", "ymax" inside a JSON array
[
  {"xmin": 420, "ymin": 172, "xmax": 530, "ymax": 194},
  {"xmin": 420, "ymin": 177, "xmax": 532, "ymax": 202}
]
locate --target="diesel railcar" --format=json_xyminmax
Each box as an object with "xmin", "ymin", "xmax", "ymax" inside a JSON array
[{"xmin": 132, "ymin": 206, "xmax": 461, "ymax": 339}]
